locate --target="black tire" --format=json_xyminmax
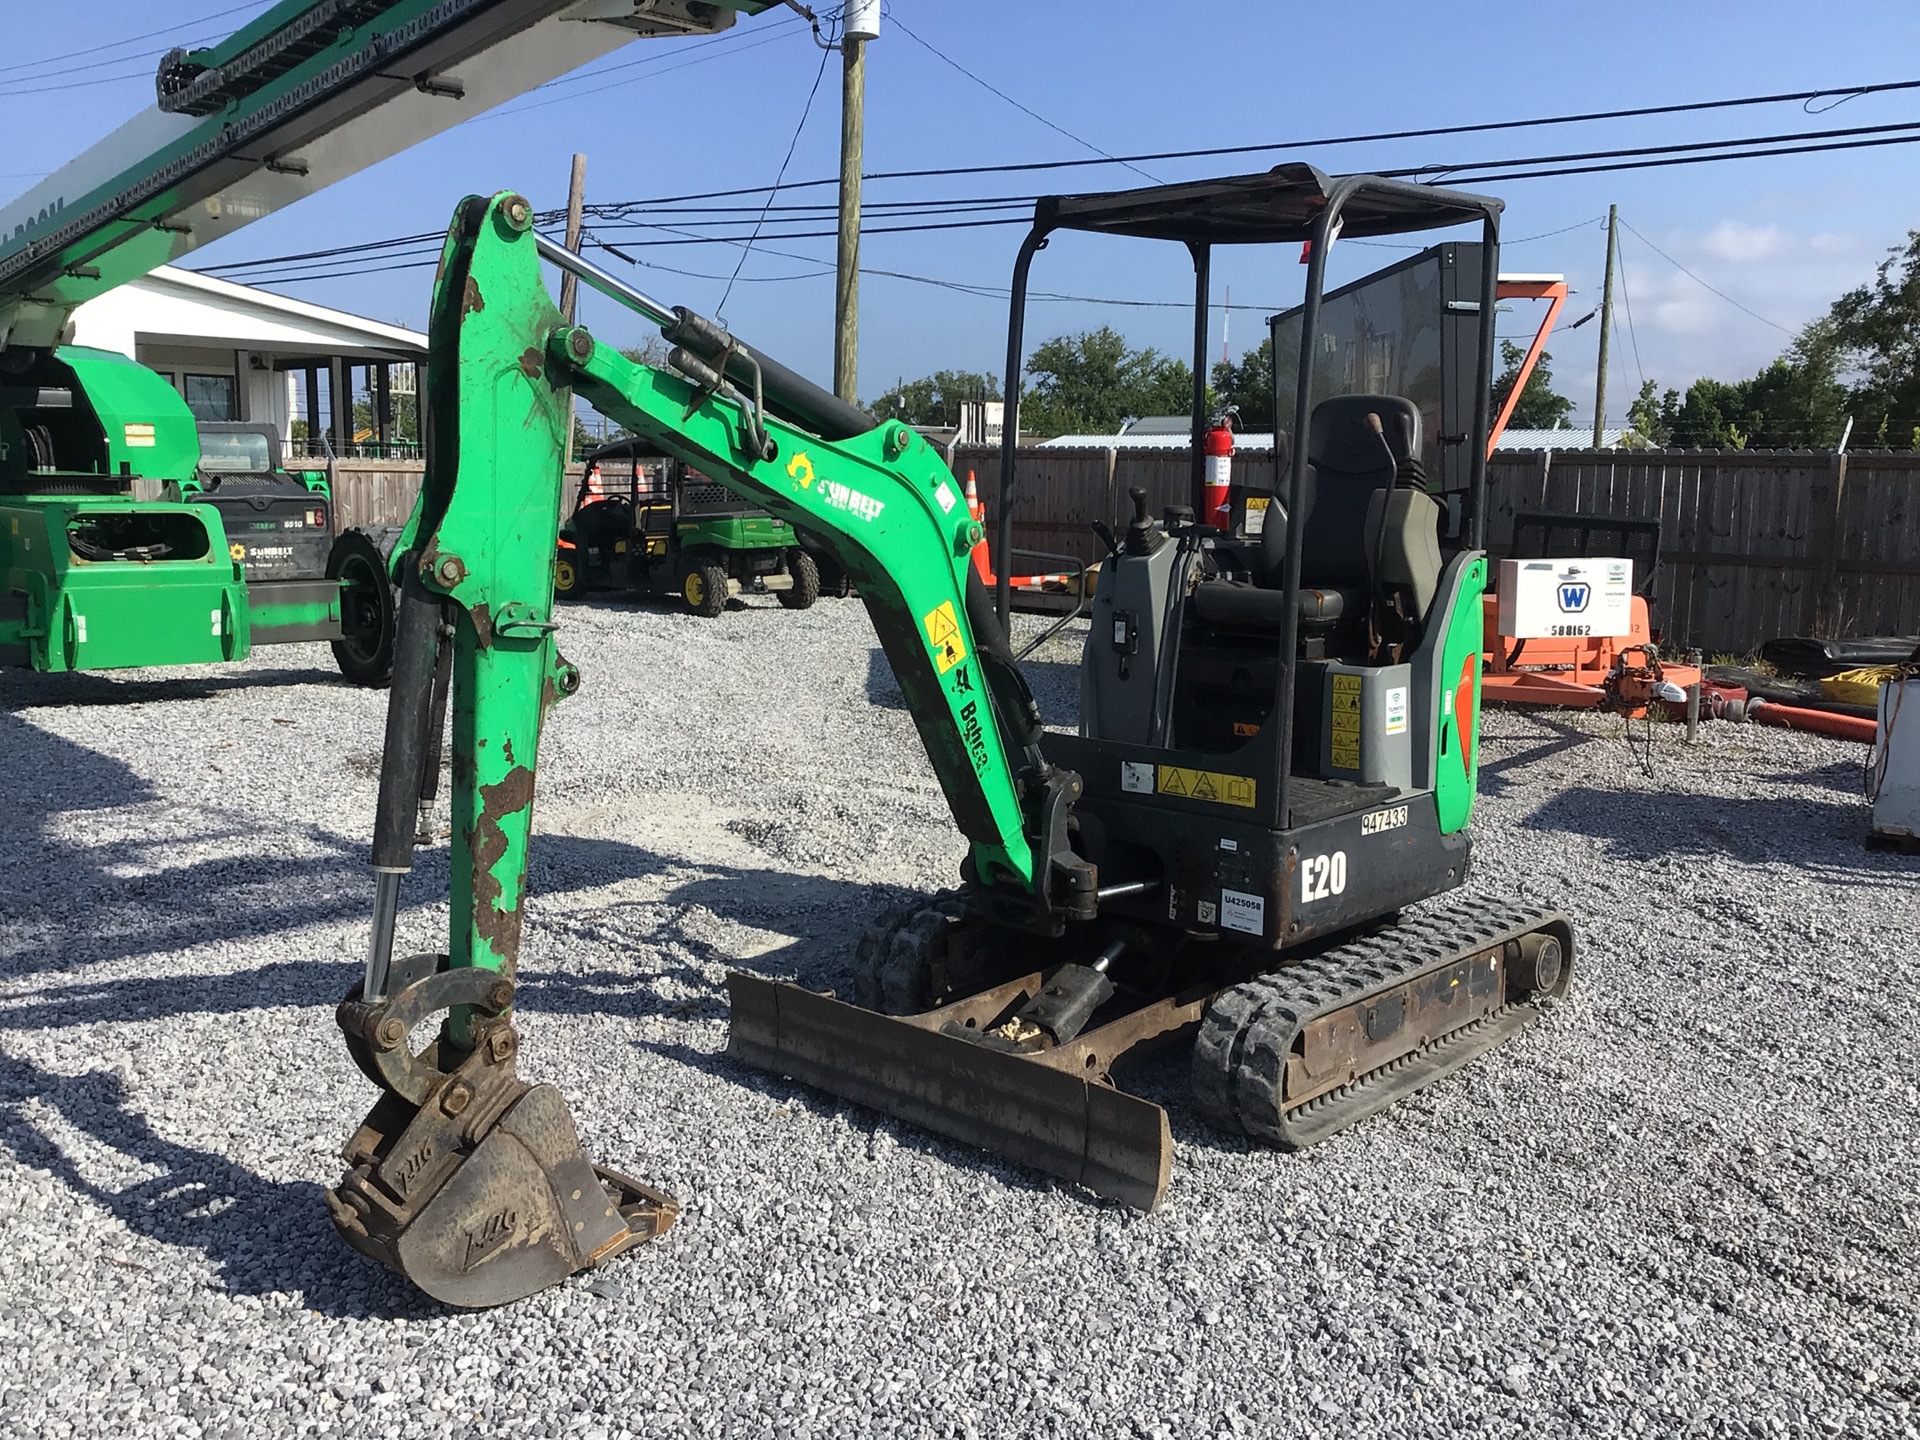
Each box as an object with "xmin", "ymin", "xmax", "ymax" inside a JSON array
[
  {"xmin": 778, "ymin": 548, "xmax": 821, "ymax": 610},
  {"xmin": 326, "ymin": 527, "xmax": 398, "ymax": 687},
  {"xmin": 853, "ymin": 889, "xmax": 970, "ymax": 1014},
  {"xmin": 679, "ymin": 559, "xmax": 729, "ymax": 618},
  {"xmin": 553, "ymin": 548, "xmax": 587, "ymax": 601}
]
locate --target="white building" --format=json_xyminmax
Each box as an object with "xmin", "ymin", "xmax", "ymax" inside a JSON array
[{"xmin": 68, "ymin": 265, "xmax": 427, "ymax": 457}]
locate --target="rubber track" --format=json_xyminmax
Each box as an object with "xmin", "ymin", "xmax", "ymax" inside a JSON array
[{"xmin": 1192, "ymin": 897, "xmax": 1571, "ymax": 1149}]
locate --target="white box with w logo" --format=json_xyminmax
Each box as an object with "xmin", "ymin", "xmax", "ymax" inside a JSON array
[{"xmin": 1495, "ymin": 557, "xmax": 1635, "ymax": 639}]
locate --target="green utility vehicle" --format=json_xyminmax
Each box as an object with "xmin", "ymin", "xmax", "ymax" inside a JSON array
[
  {"xmin": 0, "ymin": 345, "xmax": 396, "ymax": 682},
  {"xmin": 555, "ymin": 437, "xmax": 824, "ymax": 615}
]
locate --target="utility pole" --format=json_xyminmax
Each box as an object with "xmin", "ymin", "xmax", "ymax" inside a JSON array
[
  {"xmin": 833, "ymin": 37, "xmax": 865, "ymax": 403},
  {"xmin": 1592, "ymin": 203, "xmax": 1618, "ymax": 450},
  {"xmin": 560, "ymin": 152, "xmax": 586, "ymax": 466},
  {"xmin": 835, "ymin": 2, "xmax": 880, "ymax": 404}
]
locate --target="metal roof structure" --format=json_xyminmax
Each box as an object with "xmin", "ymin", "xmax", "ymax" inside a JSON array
[
  {"xmin": 1496, "ymin": 427, "xmax": 1628, "ymax": 451},
  {"xmin": 1038, "ymin": 430, "xmax": 1281, "ymax": 451},
  {"xmin": 70, "ymin": 264, "xmax": 425, "ymax": 360},
  {"xmin": 1034, "ymin": 164, "xmax": 1503, "ymax": 246}
]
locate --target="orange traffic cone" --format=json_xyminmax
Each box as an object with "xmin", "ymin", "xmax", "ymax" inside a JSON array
[{"xmin": 965, "ymin": 471, "xmax": 993, "ymax": 582}]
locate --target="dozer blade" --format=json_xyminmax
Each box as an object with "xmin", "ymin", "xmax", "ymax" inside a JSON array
[
  {"xmin": 329, "ymin": 958, "xmax": 677, "ymax": 1308},
  {"xmin": 727, "ymin": 972, "xmax": 1173, "ymax": 1210}
]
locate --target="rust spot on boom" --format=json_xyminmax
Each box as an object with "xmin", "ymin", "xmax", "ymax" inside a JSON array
[{"xmin": 472, "ymin": 765, "xmax": 537, "ymax": 962}]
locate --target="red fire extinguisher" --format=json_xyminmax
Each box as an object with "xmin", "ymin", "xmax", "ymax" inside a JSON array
[{"xmin": 1202, "ymin": 408, "xmax": 1236, "ymax": 528}]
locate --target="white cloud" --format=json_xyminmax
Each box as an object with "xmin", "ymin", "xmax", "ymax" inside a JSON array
[
  {"xmin": 1808, "ymin": 231, "xmax": 1862, "ymax": 256},
  {"xmin": 1697, "ymin": 220, "xmax": 1787, "ymax": 264},
  {"xmin": 1530, "ymin": 218, "xmax": 1901, "ymax": 417}
]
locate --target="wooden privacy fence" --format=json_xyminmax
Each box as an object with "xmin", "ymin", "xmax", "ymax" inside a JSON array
[
  {"xmin": 1483, "ymin": 450, "xmax": 1918, "ymax": 656},
  {"xmin": 326, "ymin": 460, "xmax": 427, "ymax": 530},
  {"xmin": 324, "ymin": 448, "xmax": 1918, "ymax": 656},
  {"xmin": 327, "ymin": 460, "xmax": 591, "ymax": 529},
  {"xmin": 955, "ymin": 445, "xmax": 1920, "ymax": 656}
]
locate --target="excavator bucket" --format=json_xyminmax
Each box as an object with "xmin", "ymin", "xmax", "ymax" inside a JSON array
[
  {"xmin": 726, "ymin": 972, "xmax": 1176, "ymax": 1210},
  {"xmin": 327, "ymin": 956, "xmax": 676, "ymax": 1309}
]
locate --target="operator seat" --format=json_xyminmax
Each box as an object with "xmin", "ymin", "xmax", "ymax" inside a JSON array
[{"xmin": 1189, "ymin": 394, "xmax": 1442, "ymax": 641}]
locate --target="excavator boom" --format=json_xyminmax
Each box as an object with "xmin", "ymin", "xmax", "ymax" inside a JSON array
[{"xmin": 331, "ymin": 192, "xmax": 1090, "ymax": 1305}]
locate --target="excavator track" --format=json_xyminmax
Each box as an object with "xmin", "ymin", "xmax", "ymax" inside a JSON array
[{"xmin": 1193, "ymin": 898, "xmax": 1574, "ymax": 1149}]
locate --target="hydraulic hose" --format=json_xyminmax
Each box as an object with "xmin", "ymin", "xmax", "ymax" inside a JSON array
[{"xmin": 364, "ymin": 564, "xmax": 445, "ymax": 1000}]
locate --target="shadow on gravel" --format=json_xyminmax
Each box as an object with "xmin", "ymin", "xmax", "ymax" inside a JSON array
[
  {"xmin": 1758, "ymin": 758, "xmax": 1877, "ymax": 795},
  {"xmin": 0, "ymin": 708, "xmax": 392, "ymax": 982},
  {"xmin": 521, "ymin": 855, "xmax": 909, "ymax": 1028},
  {"xmin": 0, "ymin": 826, "xmax": 442, "ymax": 987},
  {"xmin": 1474, "ymin": 712, "xmax": 1600, "ymax": 797},
  {"xmin": 557, "ymin": 591, "xmax": 822, "ymax": 619},
  {"xmin": 0, "ymin": 1052, "xmax": 433, "ymax": 1319},
  {"xmin": 1519, "ymin": 784, "xmax": 1907, "ymax": 882},
  {"xmin": 865, "ymin": 647, "xmax": 906, "ymax": 710},
  {"xmin": 868, "ymin": 644, "xmax": 1083, "ymax": 727},
  {"xmin": 0, "ymin": 666, "xmax": 342, "ymax": 711}
]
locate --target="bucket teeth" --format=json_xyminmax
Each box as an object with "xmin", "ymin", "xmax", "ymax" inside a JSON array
[
  {"xmin": 332, "ymin": 1066, "xmax": 676, "ymax": 1308},
  {"xmin": 330, "ymin": 960, "xmax": 673, "ymax": 1308}
]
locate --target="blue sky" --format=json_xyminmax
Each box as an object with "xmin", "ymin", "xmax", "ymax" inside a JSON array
[{"xmin": 7, "ymin": 1, "xmax": 1920, "ymax": 424}]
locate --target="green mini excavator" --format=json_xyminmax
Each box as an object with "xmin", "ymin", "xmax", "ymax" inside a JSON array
[{"xmin": 332, "ymin": 169, "xmax": 1572, "ymax": 1308}]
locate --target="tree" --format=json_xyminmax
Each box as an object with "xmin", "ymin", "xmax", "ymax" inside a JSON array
[
  {"xmin": 569, "ymin": 344, "xmax": 672, "ymax": 452},
  {"xmin": 1492, "ymin": 340, "xmax": 1575, "ymax": 430},
  {"xmin": 1211, "ymin": 338, "xmax": 1275, "ymax": 429},
  {"xmin": 1021, "ymin": 326, "xmax": 1194, "ymax": 436},
  {"xmin": 1621, "ymin": 339, "xmax": 1845, "ymax": 450},
  {"xmin": 621, "ymin": 339, "xmax": 669, "ymax": 370},
  {"xmin": 1822, "ymin": 230, "xmax": 1920, "ymax": 442},
  {"xmin": 865, "ymin": 369, "xmax": 998, "ymax": 427},
  {"xmin": 1624, "ymin": 380, "xmax": 1676, "ymax": 447},
  {"xmin": 350, "ymin": 391, "xmax": 419, "ymax": 448}
]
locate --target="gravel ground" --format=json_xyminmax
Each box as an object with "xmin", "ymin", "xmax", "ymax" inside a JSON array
[{"xmin": 0, "ymin": 593, "xmax": 1914, "ymax": 1440}]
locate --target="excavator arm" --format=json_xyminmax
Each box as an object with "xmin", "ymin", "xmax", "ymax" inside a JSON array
[{"xmin": 327, "ymin": 191, "xmax": 1091, "ymax": 1306}]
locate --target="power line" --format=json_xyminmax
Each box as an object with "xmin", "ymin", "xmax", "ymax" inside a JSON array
[
  {"xmin": 0, "ymin": 2, "xmax": 263, "ymax": 77},
  {"xmin": 716, "ymin": 38, "xmax": 831, "ymax": 317},
  {"xmin": 887, "ymin": 15, "xmax": 1160, "ymax": 185},
  {"xmin": 0, "ymin": 57, "xmax": 221, "ymax": 100},
  {"xmin": 0, "ymin": 41, "xmax": 230, "ymax": 95},
  {"xmin": 1450, "ymin": 129, "xmax": 1920, "ymax": 191},
  {"xmin": 472, "ymin": 18, "xmax": 803, "ymax": 123},
  {"xmin": 203, "ymin": 124, "xmax": 1920, "ymax": 287},
  {"xmin": 1613, "ymin": 229, "xmax": 1647, "ymax": 392},
  {"xmin": 1423, "ymin": 117, "xmax": 1920, "ymax": 186},
  {"xmin": 553, "ymin": 75, "xmax": 1920, "ymax": 207},
  {"xmin": 1616, "ymin": 216, "xmax": 1796, "ymax": 335}
]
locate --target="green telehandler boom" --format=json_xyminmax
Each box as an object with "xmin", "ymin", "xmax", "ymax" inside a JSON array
[
  {"xmin": 332, "ymin": 173, "xmax": 1575, "ymax": 1309},
  {"xmin": 0, "ymin": 0, "xmax": 771, "ymax": 681}
]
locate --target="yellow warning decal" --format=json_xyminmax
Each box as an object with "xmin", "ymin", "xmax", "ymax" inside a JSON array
[
  {"xmin": 1156, "ymin": 765, "xmax": 1257, "ymax": 808},
  {"xmin": 923, "ymin": 599, "xmax": 968, "ymax": 674},
  {"xmin": 1329, "ymin": 672, "xmax": 1362, "ymax": 771},
  {"xmin": 786, "ymin": 451, "xmax": 815, "ymax": 489}
]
